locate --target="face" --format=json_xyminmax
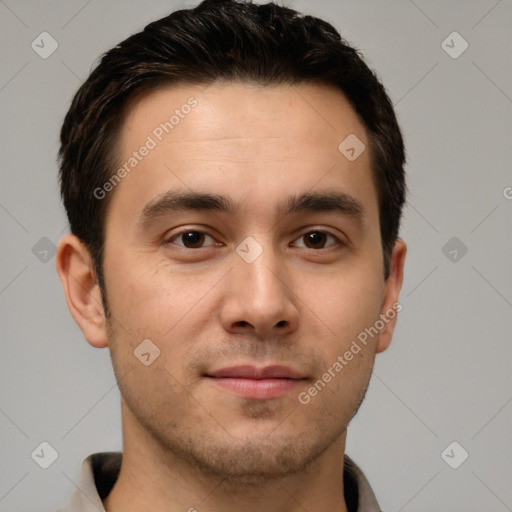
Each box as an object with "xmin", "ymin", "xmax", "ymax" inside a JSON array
[{"xmin": 95, "ymin": 81, "xmax": 403, "ymax": 481}]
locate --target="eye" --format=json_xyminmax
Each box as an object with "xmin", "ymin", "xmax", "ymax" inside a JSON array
[
  {"xmin": 292, "ymin": 230, "xmax": 341, "ymax": 250},
  {"xmin": 166, "ymin": 230, "xmax": 218, "ymax": 249}
]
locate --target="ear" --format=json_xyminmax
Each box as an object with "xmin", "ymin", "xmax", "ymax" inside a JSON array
[
  {"xmin": 55, "ymin": 234, "xmax": 108, "ymax": 348},
  {"xmin": 376, "ymin": 238, "xmax": 407, "ymax": 354}
]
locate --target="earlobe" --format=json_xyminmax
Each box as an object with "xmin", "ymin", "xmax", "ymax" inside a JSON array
[
  {"xmin": 55, "ymin": 234, "xmax": 109, "ymax": 348},
  {"xmin": 376, "ymin": 238, "xmax": 407, "ymax": 354}
]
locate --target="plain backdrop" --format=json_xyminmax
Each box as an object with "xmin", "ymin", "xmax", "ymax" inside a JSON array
[{"xmin": 0, "ymin": 1, "xmax": 511, "ymax": 511}]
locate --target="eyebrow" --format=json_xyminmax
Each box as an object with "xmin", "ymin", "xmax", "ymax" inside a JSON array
[{"xmin": 137, "ymin": 189, "xmax": 365, "ymax": 227}]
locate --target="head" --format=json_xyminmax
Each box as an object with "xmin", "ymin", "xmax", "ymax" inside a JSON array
[{"xmin": 57, "ymin": 0, "xmax": 406, "ymax": 483}]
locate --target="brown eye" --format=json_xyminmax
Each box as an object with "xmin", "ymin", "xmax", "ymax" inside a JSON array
[
  {"xmin": 294, "ymin": 230, "xmax": 339, "ymax": 249},
  {"xmin": 169, "ymin": 230, "xmax": 216, "ymax": 248},
  {"xmin": 304, "ymin": 231, "xmax": 327, "ymax": 249}
]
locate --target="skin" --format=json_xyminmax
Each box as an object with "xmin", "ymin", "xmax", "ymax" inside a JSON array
[{"xmin": 56, "ymin": 81, "xmax": 406, "ymax": 512}]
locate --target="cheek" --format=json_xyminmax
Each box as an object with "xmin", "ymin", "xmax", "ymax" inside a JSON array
[
  {"xmin": 116, "ymin": 359, "xmax": 203, "ymax": 434},
  {"xmin": 104, "ymin": 255, "xmax": 222, "ymax": 355},
  {"xmin": 299, "ymin": 266, "xmax": 385, "ymax": 343},
  {"xmin": 105, "ymin": 253, "xmax": 180, "ymax": 314},
  {"xmin": 296, "ymin": 269, "xmax": 384, "ymax": 398}
]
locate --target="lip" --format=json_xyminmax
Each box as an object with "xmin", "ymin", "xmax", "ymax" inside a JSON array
[
  {"xmin": 208, "ymin": 365, "xmax": 304, "ymax": 379},
  {"xmin": 205, "ymin": 365, "xmax": 306, "ymax": 400}
]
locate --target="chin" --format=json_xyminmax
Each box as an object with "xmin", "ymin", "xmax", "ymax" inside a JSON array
[{"xmin": 167, "ymin": 426, "xmax": 340, "ymax": 486}]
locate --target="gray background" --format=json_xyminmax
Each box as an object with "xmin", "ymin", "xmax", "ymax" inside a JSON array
[{"xmin": 1, "ymin": 0, "xmax": 511, "ymax": 510}]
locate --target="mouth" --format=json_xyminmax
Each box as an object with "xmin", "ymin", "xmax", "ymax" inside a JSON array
[{"xmin": 204, "ymin": 365, "xmax": 307, "ymax": 400}]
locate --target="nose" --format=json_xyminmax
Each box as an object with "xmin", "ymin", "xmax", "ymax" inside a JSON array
[{"xmin": 219, "ymin": 241, "xmax": 300, "ymax": 339}]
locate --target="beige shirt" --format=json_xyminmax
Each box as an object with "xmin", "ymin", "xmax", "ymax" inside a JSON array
[{"xmin": 57, "ymin": 452, "xmax": 382, "ymax": 512}]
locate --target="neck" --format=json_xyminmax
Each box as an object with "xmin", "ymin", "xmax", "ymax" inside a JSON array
[{"xmin": 103, "ymin": 402, "xmax": 349, "ymax": 512}]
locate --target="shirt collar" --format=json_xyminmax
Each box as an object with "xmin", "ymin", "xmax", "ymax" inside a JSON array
[{"xmin": 57, "ymin": 451, "xmax": 382, "ymax": 512}]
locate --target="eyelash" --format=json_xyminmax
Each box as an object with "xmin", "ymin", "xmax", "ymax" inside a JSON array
[{"xmin": 164, "ymin": 228, "xmax": 343, "ymax": 250}]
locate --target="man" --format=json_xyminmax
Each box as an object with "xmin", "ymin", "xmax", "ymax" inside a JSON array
[{"xmin": 55, "ymin": 0, "xmax": 407, "ymax": 511}]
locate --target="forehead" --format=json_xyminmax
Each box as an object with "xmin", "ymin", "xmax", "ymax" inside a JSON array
[
  {"xmin": 108, "ymin": 81, "xmax": 378, "ymax": 227},
  {"xmin": 121, "ymin": 81, "xmax": 366, "ymax": 155}
]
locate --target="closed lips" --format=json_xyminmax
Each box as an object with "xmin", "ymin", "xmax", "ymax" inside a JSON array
[{"xmin": 206, "ymin": 365, "xmax": 305, "ymax": 380}]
